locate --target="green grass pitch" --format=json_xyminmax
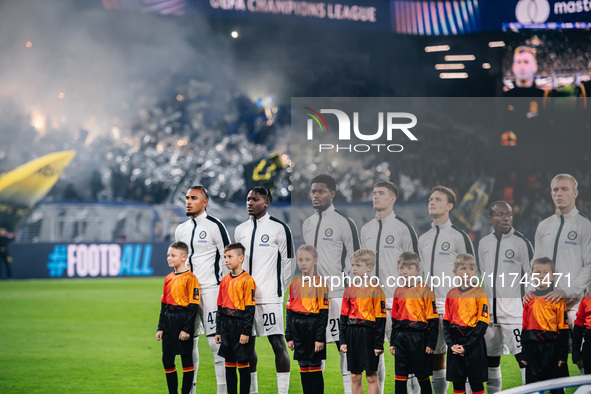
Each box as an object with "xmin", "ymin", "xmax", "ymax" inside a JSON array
[{"xmin": 0, "ymin": 278, "xmax": 582, "ymax": 393}]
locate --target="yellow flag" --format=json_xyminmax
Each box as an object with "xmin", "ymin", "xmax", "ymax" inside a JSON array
[
  {"xmin": 0, "ymin": 150, "xmax": 76, "ymax": 206},
  {"xmin": 453, "ymin": 177, "xmax": 495, "ymax": 231}
]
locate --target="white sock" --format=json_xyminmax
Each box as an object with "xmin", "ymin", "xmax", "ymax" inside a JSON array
[
  {"xmin": 432, "ymin": 369, "xmax": 448, "ymax": 394},
  {"xmin": 207, "ymin": 336, "xmax": 226, "ymax": 394},
  {"xmin": 250, "ymin": 371, "xmax": 258, "ymax": 394},
  {"xmin": 407, "ymin": 375, "xmax": 420, "ymax": 394},
  {"xmin": 520, "ymin": 367, "xmax": 526, "ymax": 385},
  {"xmin": 378, "ymin": 353, "xmax": 385, "ymax": 394},
  {"xmin": 487, "ymin": 366, "xmax": 502, "ymax": 393},
  {"xmin": 277, "ymin": 372, "xmax": 290, "ymax": 394},
  {"xmin": 192, "ymin": 336, "xmax": 200, "ymax": 384},
  {"xmin": 340, "ymin": 350, "xmax": 352, "ymax": 394}
]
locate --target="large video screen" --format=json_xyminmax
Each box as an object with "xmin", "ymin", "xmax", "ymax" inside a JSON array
[{"xmin": 502, "ymin": 28, "xmax": 591, "ymax": 95}]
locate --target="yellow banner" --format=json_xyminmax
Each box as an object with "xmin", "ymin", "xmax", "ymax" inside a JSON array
[
  {"xmin": 453, "ymin": 177, "xmax": 495, "ymax": 231},
  {"xmin": 0, "ymin": 150, "xmax": 76, "ymax": 206}
]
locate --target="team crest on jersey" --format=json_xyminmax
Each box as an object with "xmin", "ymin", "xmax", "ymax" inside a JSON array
[
  {"xmin": 325, "ymin": 228, "xmax": 333, "ymax": 237},
  {"xmin": 252, "ymin": 289, "xmax": 256, "ymax": 301},
  {"xmin": 441, "ymin": 242, "xmax": 450, "ymax": 251},
  {"xmin": 386, "ymin": 235, "xmax": 395, "ymax": 244},
  {"xmin": 481, "ymin": 304, "xmax": 488, "ymax": 318},
  {"xmin": 199, "ymin": 231, "xmax": 207, "ymax": 239},
  {"xmin": 193, "ymin": 288, "xmax": 200, "ymax": 301},
  {"xmin": 261, "ymin": 234, "xmax": 269, "ymax": 243},
  {"xmin": 432, "ymin": 301, "xmax": 438, "ymax": 314},
  {"xmin": 505, "ymin": 249, "xmax": 515, "ymax": 259},
  {"xmin": 324, "ymin": 293, "xmax": 329, "ymax": 306},
  {"xmin": 568, "ymin": 231, "xmax": 578, "ymax": 240},
  {"xmin": 380, "ymin": 301, "xmax": 386, "ymax": 314},
  {"xmin": 564, "ymin": 311, "xmax": 569, "ymax": 324}
]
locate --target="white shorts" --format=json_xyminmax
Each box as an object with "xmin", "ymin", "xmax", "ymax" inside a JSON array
[
  {"xmin": 326, "ymin": 297, "xmax": 342, "ymax": 343},
  {"xmin": 195, "ymin": 290, "xmax": 218, "ymax": 336},
  {"xmin": 484, "ymin": 324, "xmax": 522, "ymax": 356},
  {"xmin": 254, "ymin": 303, "xmax": 284, "ymax": 337},
  {"xmin": 434, "ymin": 315, "xmax": 447, "ymax": 354}
]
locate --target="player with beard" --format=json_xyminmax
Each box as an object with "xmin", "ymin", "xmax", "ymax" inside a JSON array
[
  {"xmin": 302, "ymin": 174, "xmax": 360, "ymax": 394},
  {"xmin": 175, "ymin": 186, "xmax": 231, "ymax": 394}
]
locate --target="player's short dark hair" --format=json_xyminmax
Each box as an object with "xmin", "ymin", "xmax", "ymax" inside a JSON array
[
  {"xmin": 311, "ymin": 174, "xmax": 336, "ymax": 192},
  {"xmin": 532, "ymin": 257, "xmax": 555, "ymax": 273},
  {"xmin": 248, "ymin": 186, "xmax": 273, "ymax": 203},
  {"xmin": 169, "ymin": 241, "xmax": 189, "ymax": 254},
  {"xmin": 374, "ymin": 181, "xmax": 399, "ymax": 198},
  {"xmin": 189, "ymin": 185, "xmax": 209, "ymax": 200},
  {"xmin": 225, "ymin": 242, "xmax": 246, "ymax": 256},
  {"xmin": 488, "ymin": 201, "xmax": 511, "ymax": 217},
  {"xmin": 430, "ymin": 185, "xmax": 456, "ymax": 208},
  {"xmin": 398, "ymin": 251, "xmax": 420, "ymax": 269}
]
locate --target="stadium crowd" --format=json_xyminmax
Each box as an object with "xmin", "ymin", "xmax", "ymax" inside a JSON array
[{"xmin": 1, "ymin": 49, "xmax": 590, "ymax": 234}]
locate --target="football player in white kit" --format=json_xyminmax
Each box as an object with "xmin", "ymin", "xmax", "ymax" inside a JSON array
[
  {"xmin": 527, "ymin": 174, "xmax": 591, "ymax": 375},
  {"xmin": 418, "ymin": 186, "xmax": 474, "ymax": 394},
  {"xmin": 478, "ymin": 201, "xmax": 532, "ymax": 392},
  {"xmin": 302, "ymin": 174, "xmax": 359, "ymax": 393},
  {"xmin": 360, "ymin": 180, "xmax": 418, "ymax": 393},
  {"xmin": 174, "ymin": 186, "xmax": 231, "ymax": 394},
  {"xmin": 234, "ymin": 186, "xmax": 294, "ymax": 394}
]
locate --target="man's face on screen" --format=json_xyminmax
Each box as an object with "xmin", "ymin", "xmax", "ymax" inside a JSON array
[{"xmin": 512, "ymin": 51, "xmax": 537, "ymax": 86}]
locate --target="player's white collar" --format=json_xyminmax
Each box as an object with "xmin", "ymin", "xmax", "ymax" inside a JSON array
[
  {"xmin": 556, "ymin": 207, "xmax": 579, "ymax": 218},
  {"xmin": 316, "ymin": 204, "xmax": 335, "ymax": 215},
  {"xmin": 191, "ymin": 210, "xmax": 208, "ymax": 223},
  {"xmin": 431, "ymin": 219, "xmax": 452, "ymax": 229},
  {"xmin": 377, "ymin": 211, "xmax": 396, "ymax": 222},
  {"xmin": 251, "ymin": 212, "xmax": 270, "ymax": 224},
  {"xmin": 492, "ymin": 227, "xmax": 515, "ymax": 239}
]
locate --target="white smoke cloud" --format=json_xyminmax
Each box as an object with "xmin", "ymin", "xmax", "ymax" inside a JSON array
[{"xmin": 0, "ymin": 0, "xmax": 233, "ymax": 140}]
